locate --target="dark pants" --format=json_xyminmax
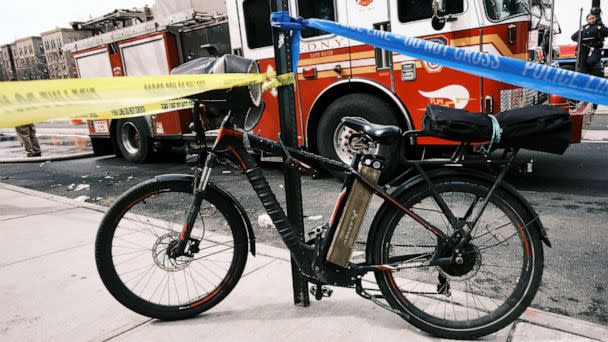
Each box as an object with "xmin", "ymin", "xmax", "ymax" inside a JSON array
[
  {"xmin": 15, "ymin": 124, "xmax": 41, "ymax": 155},
  {"xmin": 578, "ymin": 64, "xmax": 603, "ymax": 109}
]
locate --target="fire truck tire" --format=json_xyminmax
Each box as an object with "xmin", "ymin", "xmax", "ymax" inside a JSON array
[
  {"xmin": 115, "ymin": 118, "xmax": 152, "ymax": 163},
  {"xmin": 317, "ymin": 93, "xmax": 400, "ymax": 181}
]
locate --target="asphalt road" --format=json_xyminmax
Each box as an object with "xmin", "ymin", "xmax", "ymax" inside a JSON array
[{"xmin": 0, "ymin": 142, "xmax": 607, "ymax": 326}]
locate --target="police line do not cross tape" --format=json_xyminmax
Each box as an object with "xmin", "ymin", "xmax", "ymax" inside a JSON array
[
  {"xmin": 0, "ymin": 72, "xmax": 294, "ymax": 128},
  {"xmin": 271, "ymin": 11, "xmax": 608, "ymax": 107}
]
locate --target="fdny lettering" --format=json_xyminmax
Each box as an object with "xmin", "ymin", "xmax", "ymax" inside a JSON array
[
  {"xmin": 429, "ymin": 98, "xmax": 455, "ymax": 107},
  {"xmin": 304, "ymin": 38, "xmax": 345, "ymax": 53}
]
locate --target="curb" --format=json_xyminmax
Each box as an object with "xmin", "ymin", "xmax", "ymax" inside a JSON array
[
  {"xmin": 0, "ymin": 152, "xmax": 94, "ymax": 164},
  {"xmin": 1, "ymin": 182, "xmax": 607, "ymax": 341}
]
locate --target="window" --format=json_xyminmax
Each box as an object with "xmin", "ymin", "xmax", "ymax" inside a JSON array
[
  {"xmin": 297, "ymin": 0, "xmax": 335, "ymax": 38},
  {"xmin": 243, "ymin": 0, "xmax": 273, "ymax": 49},
  {"xmin": 397, "ymin": 0, "xmax": 464, "ymax": 23},
  {"xmin": 484, "ymin": 0, "xmax": 527, "ymax": 21},
  {"xmin": 374, "ymin": 22, "xmax": 392, "ymax": 70}
]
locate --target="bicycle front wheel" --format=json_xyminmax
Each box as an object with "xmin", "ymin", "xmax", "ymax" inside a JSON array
[
  {"xmin": 370, "ymin": 176, "xmax": 544, "ymax": 339},
  {"xmin": 95, "ymin": 178, "xmax": 248, "ymax": 320}
]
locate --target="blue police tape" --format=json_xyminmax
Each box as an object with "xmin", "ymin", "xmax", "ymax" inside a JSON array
[
  {"xmin": 270, "ymin": 11, "xmax": 608, "ymax": 106},
  {"xmin": 270, "ymin": 11, "xmax": 306, "ymax": 72}
]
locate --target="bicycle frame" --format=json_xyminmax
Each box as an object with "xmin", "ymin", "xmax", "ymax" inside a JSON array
[{"xmin": 176, "ymin": 103, "xmax": 519, "ymax": 287}]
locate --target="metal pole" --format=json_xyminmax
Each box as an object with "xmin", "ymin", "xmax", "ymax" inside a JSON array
[
  {"xmin": 576, "ymin": 8, "xmax": 584, "ymax": 72},
  {"xmin": 546, "ymin": 0, "xmax": 556, "ymax": 65},
  {"xmin": 270, "ymin": 0, "xmax": 310, "ymax": 307}
]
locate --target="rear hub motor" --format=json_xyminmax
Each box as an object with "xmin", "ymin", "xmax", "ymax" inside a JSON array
[{"xmin": 439, "ymin": 243, "xmax": 481, "ymax": 281}]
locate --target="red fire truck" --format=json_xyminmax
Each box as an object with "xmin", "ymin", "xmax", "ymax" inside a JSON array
[{"xmin": 69, "ymin": 0, "xmax": 584, "ymax": 171}]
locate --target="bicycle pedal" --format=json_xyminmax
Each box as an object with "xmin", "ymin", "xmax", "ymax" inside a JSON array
[{"xmin": 310, "ymin": 284, "xmax": 333, "ymax": 300}]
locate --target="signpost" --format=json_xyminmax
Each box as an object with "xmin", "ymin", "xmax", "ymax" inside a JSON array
[{"xmin": 270, "ymin": 0, "xmax": 310, "ymax": 307}]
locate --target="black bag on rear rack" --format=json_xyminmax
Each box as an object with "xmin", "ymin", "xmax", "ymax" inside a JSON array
[
  {"xmin": 421, "ymin": 106, "xmax": 493, "ymax": 142},
  {"xmin": 421, "ymin": 105, "xmax": 572, "ymax": 155},
  {"xmin": 496, "ymin": 105, "xmax": 572, "ymax": 155}
]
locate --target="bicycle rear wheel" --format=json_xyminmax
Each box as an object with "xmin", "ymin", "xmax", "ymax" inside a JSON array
[
  {"xmin": 370, "ymin": 176, "xmax": 544, "ymax": 339},
  {"xmin": 95, "ymin": 178, "xmax": 248, "ymax": 320}
]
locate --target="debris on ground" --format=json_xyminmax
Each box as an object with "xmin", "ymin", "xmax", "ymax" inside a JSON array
[
  {"xmin": 39, "ymin": 161, "xmax": 50, "ymax": 168},
  {"xmin": 73, "ymin": 195, "xmax": 90, "ymax": 202},
  {"xmin": 49, "ymin": 184, "xmax": 62, "ymax": 188},
  {"xmin": 127, "ymin": 176, "xmax": 134, "ymax": 181},
  {"xmin": 67, "ymin": 183, "xmax": 76, "ymax": 191},
  {"xmin": 257, "ymin": 214, "xmax": 275, "ymax": 229},
  {"xmin": 74, "ymin": 184, "xmax": 90, "ymax": 192},
  {"xmin": 307, "ymin": 215, "xmax": 323, "ymax": 221},
  {"xmin": 222, "ymin": 170, "xmax": 232, "ymax": 174}
]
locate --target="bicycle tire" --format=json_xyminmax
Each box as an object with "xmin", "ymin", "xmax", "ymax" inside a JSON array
[
  {"xmin": 95, "ymin": 178, "xmax": 248, "ymax": 320},
  {"xmin": 369, "ymin": 176, "xmax": 544, "ymax": 339}
]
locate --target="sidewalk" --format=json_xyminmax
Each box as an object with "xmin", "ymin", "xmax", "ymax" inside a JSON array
[{"xmin": 0, "ymin": 182, "xmax": 606, "ymax": 342}]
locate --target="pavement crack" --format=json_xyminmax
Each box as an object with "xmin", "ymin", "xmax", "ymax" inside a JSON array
[
  {"xmin": 505, "ymin": 320, "xmax": 519, "ymax": 342},
  {"xmin": 0, "ymin": 242, "xmax": 92, "ymax": 269},
  {"xmin": 99, "ymin": 319, "xmax": 154, "ymax": 342},
  {"xmin": 0, "ymin": 206, "xmax": 78, "ymax": 222},
  {"xmin": 242, "ymin": 259, "xmax": 279, "ymax": 278}
]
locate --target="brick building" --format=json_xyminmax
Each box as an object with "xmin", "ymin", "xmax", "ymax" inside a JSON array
[
  {"xmin": 41, "ymin": 28, "xmax": 92, "ymax": 79},
  {"xmin": 13, "ymin": 36, "xmax": 47, "ymax": 80}
]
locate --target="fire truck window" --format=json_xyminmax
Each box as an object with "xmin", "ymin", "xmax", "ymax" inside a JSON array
[
  {"xmin": 484, "ymin": 0, "xmax": 527, "ymax": 21},
  {"xmin": 298, "ymin": 0, "xmax": 336, "ymax": 38},
  {"xmin": 243, "ymin": 0, "xmax": 273, "ymax": 49},
  {"xmin": 397, "ymin": 0, "xmax": 464, "ymax": 23}
]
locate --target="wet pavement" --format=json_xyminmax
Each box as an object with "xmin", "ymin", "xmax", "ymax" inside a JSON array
[{"xmin": 0, "ymin": 133, "xmax": 92, "ymax": 160}]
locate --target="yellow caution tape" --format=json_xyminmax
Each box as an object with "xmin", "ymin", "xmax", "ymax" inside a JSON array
[
  {"xmin": 71, "ymin": 99, "xmax": 196, "ymax": 121},
  {"xmin": 0, "ymin": 72, "xmax": 294, "ymax": 128},
  {"xmin": 263, "ymin": 73, "xmax": 295, "ymax": 92}
]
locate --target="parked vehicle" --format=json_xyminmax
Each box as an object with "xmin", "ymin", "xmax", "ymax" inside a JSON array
[{"xmin": 67, "ymin": 0, "xmax": 585, "ymax": 170}]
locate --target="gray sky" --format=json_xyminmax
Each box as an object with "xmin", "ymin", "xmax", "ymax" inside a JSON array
[
  {"xmin": 0, "ymin": 0, "xmax": 151, "ymax": 45},
  {"xmin": 0, "ymin": 0, "xmax": 607, "ymax": 46},
  {"xmin": 555, "ymin": 0, "xmax": 608, "ymax": 45}
]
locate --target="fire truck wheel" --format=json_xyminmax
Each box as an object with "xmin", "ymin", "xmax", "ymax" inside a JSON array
[
  {"xmin": 317, "ymin": 93, "xmax": 400, "ymax": 181},
  {"xmin": 115, "ymin": 118, "xmax": 152, "ymax": 163}
]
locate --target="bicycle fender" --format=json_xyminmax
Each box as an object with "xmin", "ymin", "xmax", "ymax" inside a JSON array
[
  {"xmin": 154, "ymin": 174, "xmax": 256, "ymax": 256},
  {"xmin": 367, "ymin": 168, "xmax": 551, "ymax": 259}
]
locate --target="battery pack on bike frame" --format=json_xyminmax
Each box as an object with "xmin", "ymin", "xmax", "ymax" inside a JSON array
[{"xmin": 327, "ymin": 156, "xmax": 382, "ymax": 267}]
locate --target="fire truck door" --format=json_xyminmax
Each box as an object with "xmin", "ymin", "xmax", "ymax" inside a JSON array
[
  {"xmin": 389, "ymin": 0, "xmax": 482, "ymax": 118},
  {"xmin": 74, "ymin": 47, "xmax": 113, "ymax": 79},
  {"xmin": 294, "ymin": 0, "xmax": 352, "ymax": 79},
  {"xmin": 345, "ymin": 0, "xmax": 391, "ymax": 89}
]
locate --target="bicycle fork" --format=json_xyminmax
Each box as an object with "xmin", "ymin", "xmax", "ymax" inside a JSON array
[{"xmin": 170, "ymin": 154, "xmax": 217, "ymax": 258}]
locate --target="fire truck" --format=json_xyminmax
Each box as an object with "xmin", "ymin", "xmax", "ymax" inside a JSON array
[{"xmin": 68, "ymin": 0, "xmax": 583, "ymax": 172}]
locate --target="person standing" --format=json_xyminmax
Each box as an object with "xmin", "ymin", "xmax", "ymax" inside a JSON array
[
  {"xmin": 572, "ymin": 12, "xmax": 608, "ymax": 77},
  {"xmin": 15, "ymin": 124, "xmax": 42, "ymax": 157}
]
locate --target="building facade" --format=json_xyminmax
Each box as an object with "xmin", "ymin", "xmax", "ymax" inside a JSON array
[
  {"xmin": 0, "ymin": 44, "xmax": 16, "ymax": 81},
  {"xmin": 14, "ymin": 36, "xmax": 47, "ymax": 80},
  {"xmin": 41, "ymin": 28, "xmax": 92, "ymax": 79}
]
